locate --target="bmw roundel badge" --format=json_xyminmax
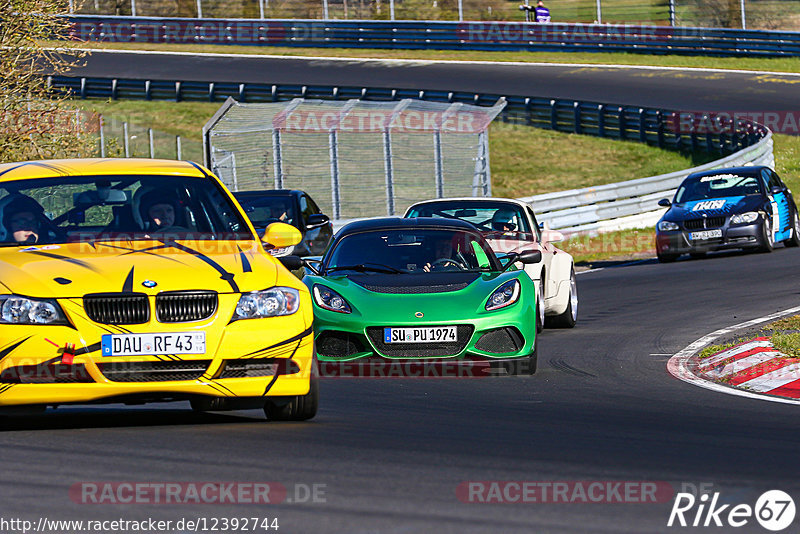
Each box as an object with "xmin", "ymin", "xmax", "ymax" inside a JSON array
[{"xmin": 142, "ymin": 280, "xmax": 158, "ymax": 288}]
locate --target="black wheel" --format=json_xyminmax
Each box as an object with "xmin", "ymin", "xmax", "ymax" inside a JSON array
[
  {"xmin": 657, "ymin": 251, "xmax": 679, "ymax": 263},
  {"xmin": 545, "ymin": 268, "xmax": 577, "ymax": 328},
  {"xmin": 758, "ymin": 219, "xmax": 774, "ymax": 253},
  {"xmin": 784, "ymin": 211, "xmax": 800, "ymax": 248},
  {"xmin": 689, "ymin": 252, "xmax": 706, "ymax": 259},
  {"xmin": 535, "ymin": 279, "xmax": 545, "ymax": 334},
  {"xmin": 264, "ymin": 360, "xmax": 319, "ymax": 421}
]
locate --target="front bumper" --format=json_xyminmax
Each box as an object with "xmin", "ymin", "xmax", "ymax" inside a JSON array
[
  {"xmin": 0, "ymin": 313, "xmax": 315, "ymax": 407},
  {"xmin": 656, "ymin": 221, "xmax": 762, "ymax": 255},
  {"xmin": 312, "ymin": 305, "xmax": 536, "ymax": 363}
]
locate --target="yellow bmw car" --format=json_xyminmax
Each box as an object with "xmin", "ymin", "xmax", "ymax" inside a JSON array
[{"xmin": 0, "ymin": 159, "xmax": 317, "ymax": 421}]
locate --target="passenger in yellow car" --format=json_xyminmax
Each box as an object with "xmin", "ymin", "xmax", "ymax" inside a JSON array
[{"xmin": 134, "ymin": 188, "xmax": 184, "ymax": 234}]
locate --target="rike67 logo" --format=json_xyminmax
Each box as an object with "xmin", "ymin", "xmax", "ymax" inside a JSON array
[{"xmin": 668, "ymin": 489, "xmax": 796, "ymax": 531}]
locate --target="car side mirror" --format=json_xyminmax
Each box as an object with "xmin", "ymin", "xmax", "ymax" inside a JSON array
[
  {"xmin": 658, "ymin": 198, "xmax": 671, "ymax": 207},
  {"xmin": 517, "ymin": 250, "xmax": 542, "ymax": 264},
  {"xmin": 303, "ymin": 258, "xmax": 322, "ymax": 275},
  {"xmin": 305, "ymin": 213, "xmax": 330, "ymax": 229},
  {"xmin": 262, "ymin": 222, "xmax": 302, "ymax": 248},
  {"xmin": 278, "ymin": 255, "xmax": 303, "ymax": 271}
]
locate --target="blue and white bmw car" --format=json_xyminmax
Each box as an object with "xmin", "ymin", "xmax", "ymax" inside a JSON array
[{"xmin": 655, "ymin": 166, "xmax": 800, "ymax": 262}]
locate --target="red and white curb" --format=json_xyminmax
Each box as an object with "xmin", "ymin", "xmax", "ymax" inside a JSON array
[{"xmin": 667, "ymin": 306, "xmax": 800, "ymax": 406}]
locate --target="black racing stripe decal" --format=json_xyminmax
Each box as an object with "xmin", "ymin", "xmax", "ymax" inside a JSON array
[
  {"xmin": 208, "ymin": 380, "xmax": 237, "ymax": 396},
  {"xmin": 0, "ymin": 161, "xmax": 70, "ymax": 179},
  {"xmin": 28, "ymin": 251, "xmax": 99, "ymax": 272},
  {"xmin": 238, "ymin": 245, "xmax": 252, "ymax": 273},
  {"xmin": 159, "ymin": 240, "xmax": 239, "ymax": 292},
  {"xmin": 205, "ymin": 382, "xmax": 232, "ymax": 396},
  {"xmin": 262, "ymin": 373, "xmax": 281, "ymax": 396},
  {"xmin": 122, "ymin": 267, "xmax": 134, "ymax": 293},
  {"xmin": 76, "ymin": 342, "xmax": 101, "ymax": 355},
  {"xmin": 243, "ymin": 326, "xmax": 313, "ymax": 358},
  {"xmin": 0, "ymin": 337, "xmax": 31, "ymax": 363},
  {"xmin": 0, "ymin": 384, "xmax": 15, "ymax": 395},
  {"xmin": 100, "ymin": 242, "xmax": 187, "ymax": 265}
]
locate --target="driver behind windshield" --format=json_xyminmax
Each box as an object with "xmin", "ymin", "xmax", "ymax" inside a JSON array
[{"xmin": 0, "ymin": 194, "xmax": 57, "ymax": 245}]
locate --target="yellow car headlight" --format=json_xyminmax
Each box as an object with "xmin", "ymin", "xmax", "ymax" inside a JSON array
[
  {"xmin": 232, "ymin": 287, "xmax": 300, "ymax": 320},
  {"xmin": 0, "ymin": 295, "xmax": 68, "ymax": 325}
]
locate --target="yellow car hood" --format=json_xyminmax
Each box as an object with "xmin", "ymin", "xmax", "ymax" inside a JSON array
[{"xmin": 0, "ymin": 240, "xmax": 277, "ymax": 298}]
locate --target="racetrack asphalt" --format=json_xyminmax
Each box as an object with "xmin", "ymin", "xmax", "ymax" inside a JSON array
[
  {"xmin": 3, "ymin": 247, "xmax": 800, "ymax": 533},
  {"xmin": 67, "ymin": 50, "xmax": 800, "ymax": 111}
]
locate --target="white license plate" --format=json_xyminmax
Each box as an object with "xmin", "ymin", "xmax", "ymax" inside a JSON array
[
  {"xmin": 690, "ymin": 229, "xmax": 722, "ymax": 241},
  {"xmin": 101, "ymin": 332, "xmax": 206, "ymax": 356},
  {"xmin": 384, "ymin": 326, "xmax": 458, "ymax": 344}
]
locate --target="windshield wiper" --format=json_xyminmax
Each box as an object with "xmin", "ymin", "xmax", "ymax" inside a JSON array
[{"xmin": 326, "ymin": 263, "xmax": 404, "ymax": 274}]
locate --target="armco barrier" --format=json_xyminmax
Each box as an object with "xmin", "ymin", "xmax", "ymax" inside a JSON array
[
  {"xmin": 50, "ymin": 75, "xmax": 773, "ymax": 233},
  {"xmin": 65, "ymin": 15, "xmax": 800, "ymax": 57}
]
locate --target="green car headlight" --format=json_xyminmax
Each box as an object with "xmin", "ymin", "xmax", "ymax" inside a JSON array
[
  {"xmin": 0, "ymin": 295, "xmax": 68, "ymax": 325},
  {"xmin": 486, "ymin": 279, "xmax": 521, "ymax": 311},
  {"xmin": 233, "ymin": 287, "xmax": 300, "ymax": 320},
  {"xmin": 313, "ymin": 285, "xmax": 351, "ymax": 314},
  {"xmin": 731, "ymin": 212, "xmax": 759, "ymax": 224},
  {"xmin": 657, "ymin": 221, "xmax": 679, "ymax": 232}
]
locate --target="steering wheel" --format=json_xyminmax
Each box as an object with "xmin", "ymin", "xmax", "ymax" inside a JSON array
[{"xmin": 431, "ymin": 258, "xmax": 466, "ymax": 270}]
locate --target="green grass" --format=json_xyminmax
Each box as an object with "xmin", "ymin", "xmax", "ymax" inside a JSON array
[
  {"xmin": 763, "ymin": 314, "xmax": 800, "ymax": 332},
  {"xmin": 559, "ymin": 226, "xmax": 655, "ymax": 263},
  {"xmin": 771, "ymin": 332, "xmax": 800, "ymax": 358},
  {"xmin": 57, "ymin": 41, "xmax": 800, "ymax": 74},
  {"xmin": 699, "ymin": 339, "xmax": 745, "ymax": 359}
]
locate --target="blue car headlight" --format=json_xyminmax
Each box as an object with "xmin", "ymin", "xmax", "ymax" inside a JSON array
[
  {"xmin": 0, "ymin": 295, "xmax": 68, "ymax": 325},
  {"xmin": 657, "ymin": 221, "xmax": 679, "ymax": 232},
  {"xmin": 313, "ymin": 285, "xmax": 351, "ymax": 314},
  {"xmin": 731, "ymin": 212, "xmax": 759, "ymax": 225},
  {"xmin": 486, "ymin": 279, "xmax": 521, "ymax": 311},
  {"xmin": 233, "ymin": 287, "xmax": 300, "ymax": 320}
]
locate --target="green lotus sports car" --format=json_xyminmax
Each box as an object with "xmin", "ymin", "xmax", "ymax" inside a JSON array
[{"xmin": 302, "ymin": 218, "xmax": 541, "ymax": 373}]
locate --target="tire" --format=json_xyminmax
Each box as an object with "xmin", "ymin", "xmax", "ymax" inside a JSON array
[
  {"xmin": 545, "ymin": 267, "xmax": 577, "ymax": 328},
  {"xmin": 264, "ymin": 360, "xmax": 319, "ymax": 421},
  {"xmin": 784, "ymin": 211, "xmax": 800, "ymax": 248},
  {"xmin": 657, "ymin": 251, "xmax": 679, "ymax": 263},
  {"xmin": 758, "ymin": 219, "xmax": 774, "ymax": 253},
  {"xmin": 535, "ymin": 279, "xmax": 545, "ymax": 334}
]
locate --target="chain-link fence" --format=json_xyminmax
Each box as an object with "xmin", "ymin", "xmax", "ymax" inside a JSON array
[
  {"xmin": 203, "ymin": 98, "xmax": 505, "ymax": 220},
  {"xmin": 71, "ymin": 0, "xmax": 800, "ymax": 30},
  {"xmin": 94, "ymin": 116, "xmax": 203, "ymax": 161}
]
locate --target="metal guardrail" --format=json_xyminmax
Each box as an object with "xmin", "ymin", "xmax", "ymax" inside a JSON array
[
  {"xmin": 66, "ymin": 15, "xmax": 800, "ymax": 57},
  {"xmin": 51, "ymin": 74, "xmax": 773, "ymax": 233}
]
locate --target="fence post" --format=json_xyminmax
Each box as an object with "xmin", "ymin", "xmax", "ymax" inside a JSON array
[
  {"xmin": 99, "ymin": 117, "xmax": 106, "ymax": 158},
  {"xmin": 329, "ymin": 129, "xmax": 341, "ymax": 219},
  {"xmin": 573, "ymin": 101, "xmax": 581, "ymax": 134},
  {"xmin": 596, "ymin": 0, "xmax": 602, "ymax": 23},
  {"xmin": 434, "ymin": 130, "xmax": 444, "ymax": 198},
  {"xmin": 259, "ymin": 0, "xmax": 265, "ymax": 19},
  {"xmin": 550, "ymin": 99, "xmax": 558, "ymax": 130},
  {"xmin": 740, "ymin": 0, "xmax": 746, "ymax": 29},
  {"xmin": 323, "ymin": 0, "xmax": 329, "ymax": 19},
  {"xmin": 176, "ymin": 136, "xmax": 182, "ymax": 160},
  {"xmin": 390, "ymin": 0, "xmax": 395, "ymax": 21},
  {"xmin": 656, "ymin": 110, "xmax": 664, "ymax": 148},
  {"xmin": 131, "ymin": 0, "xmax": 137, "ymax": 17},
  {"xmin": 597, "ymin": 104, "xmax": 605, "ymax": 137},
  {"xmin": 383, "ymin": 100, "xmax": 411, "ymax": 216},
  {"xmin": 458, "ymin": 0, "xmax": 463, "ymax": 21},
  {"xmin": 123, "ymin": 122, "xmax": 130, "ymax": 157},
  {"xmin": 272, "ymin": 130, "xmax": 283, "ymax": 188},
  {"xmin": 669, "ymin": 0, "xmax": 676, "ymax": 26},
  {"xmin": 639, "ymin": 108, "xmax": 647, "ymax": 143},
  {"xmin": 148, "ymin": 128, "xmax": 154, "ymax": 158},
  {"xmin": 196, "ymin": 0, "xmax": 203, "ymax": 18},
  {"xmin": 618, "ymin": 107, "xmax": 626, "ymax": 139}
]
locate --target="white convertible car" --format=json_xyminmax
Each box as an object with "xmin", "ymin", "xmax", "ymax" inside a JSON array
[{"xmin": 405, "ymin": 198, "xmax": 577, "ymax": 331}]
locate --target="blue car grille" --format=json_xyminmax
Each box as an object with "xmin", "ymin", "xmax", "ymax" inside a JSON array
[{"xmin": 684, "ymin": 217, "xmax": 726, "ymax": 230}]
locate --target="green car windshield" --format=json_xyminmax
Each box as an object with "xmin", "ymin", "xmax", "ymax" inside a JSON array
[{"xmin": 326, "ymin": 229, "xmax": 497, "ymax": 274}]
